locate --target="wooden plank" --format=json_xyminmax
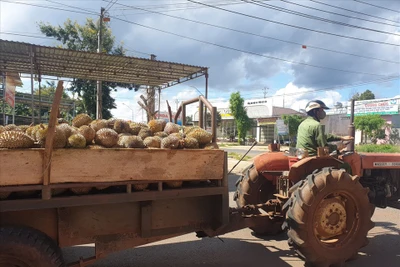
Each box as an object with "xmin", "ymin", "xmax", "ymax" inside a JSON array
[
  {"xmin": 43, "ymin": 81, "xmax": 64, "ymax": 186},
  {"xmin": 0, "ymin": 187, "xmax": 226, "ymax": 212},
  {"xmin": 0, "ymin": 149, "xmax": 43, "ymax": 186},
  {"xmin": 50, "ymin": 149, "xmax": 224, "ymax": 183}
]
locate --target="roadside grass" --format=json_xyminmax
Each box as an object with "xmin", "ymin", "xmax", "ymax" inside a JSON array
[
  {"xmin": 356, "ymin": 144, "xmax": 400, "ymax": 153},
  {"xmin": 228, "ymin": 152, "xmax": 252, "ymax": 161},
  {"xmin": 218, "ymin": 143, "xmax": 240, "ymax": 147}
]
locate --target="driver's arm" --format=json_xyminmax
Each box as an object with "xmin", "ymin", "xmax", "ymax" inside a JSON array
[
  {"xmin": 316, "ymin": 125, "xmax": 337, "ymax": 152},
  {"xmin": 326, "ymin": 133, "xmax": 342, "ymax": 142}
]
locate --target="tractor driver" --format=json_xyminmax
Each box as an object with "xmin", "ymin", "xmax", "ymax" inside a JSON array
[{"xmin": 296, "ymin": 100, "xmax": 354, "ymax": 157}]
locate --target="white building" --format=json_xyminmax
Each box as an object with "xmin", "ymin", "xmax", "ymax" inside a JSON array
[{"xmin": 194, "ymin": 98, "xmax": 301, "ymax": 144}]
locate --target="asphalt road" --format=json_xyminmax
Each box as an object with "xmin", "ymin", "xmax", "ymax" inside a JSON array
[
  {"xmin": 63, "ymin": 166, "xmax": 400, "ymax": 267},
  {"xmin": 221, "ymin": 145, "xmax": 269, "ymax": 158}
]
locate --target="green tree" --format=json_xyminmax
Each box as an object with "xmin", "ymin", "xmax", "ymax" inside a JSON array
[
  {"xmin": 229, "ymin": 92, "xmax": 252, "ymax": 144},
  {"xmin": 351, "ymin": 89, "xmax": 375, "ymax": 101},
  {"xmin": 206, "ymin": 111, "xmax": 222, "ymax": 127},
  {"xmin": 281, "ymin": 114, "xmax": 305, "ymax": 146},
  {"xmin": 354, "ymin": 114, "xmax": 385, "ymax": 143},
  {"xmin": 38, "ymin": 18, "xmax": 130, "ymax": 119}
]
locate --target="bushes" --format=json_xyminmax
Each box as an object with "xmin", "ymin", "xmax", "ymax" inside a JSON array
[{"xmin": 356, "ymin": 144, "xmax": 400, "ymax": 153}]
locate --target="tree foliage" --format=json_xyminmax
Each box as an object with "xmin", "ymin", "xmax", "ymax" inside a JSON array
[
  {"xmin": 229, "ymin": 92, "xmax": 252, "ymax": 144},
  {"xmin": 38, "ymin": 18, "xmax": 129, "ymax": 119},
  {"xmin": 281, "ymin": 114, "xmax": 304, "ymax": 145},
  {"xmin": 206, "ymin": 111, "xmax": 222, "ymax": 127},
  {"xmin": 354, "ymin": 114, "xmax": 385, "ymax": 143},
  {"xmin": 351, "ymin": 89, "xmax": 375, "ymax": 101}
]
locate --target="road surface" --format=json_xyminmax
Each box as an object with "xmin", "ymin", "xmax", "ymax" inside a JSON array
[{"xmin": 63, "ymin": 160, "xmax": 400, "ymax": 267}]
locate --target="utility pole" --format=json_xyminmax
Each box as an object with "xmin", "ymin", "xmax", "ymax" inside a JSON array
[
  {"xmin": 263, "ymin": 86, "xmax": 269, "ymax": 98},
  {"xmin": 96, "ymin": 7, "xmax": 105, "ymax": 119}
]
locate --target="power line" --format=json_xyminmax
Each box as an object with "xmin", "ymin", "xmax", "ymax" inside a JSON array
[
  {"xmin": 0, "ymin": 0, "xmax": 96, "ymax": 16},
  {"xmin": 279, "ymin": 0, "xmax": 400, "ymax": 28},
  {"xmin": 105, "ymin": 0, "xmax": 118, "ymax": 12},
  {"xmin": 238, "ymin": 75, "xmax": 400, "ymax": 98},
  {"xmin": 310, "ymin": 0, "xmax": 400, "ymax": 25},
  {"xmin": 110, "ymin": 1, "xmax": 399, "ymax": 64},
  {"xmin": 244, "ymin": 0, "xmax": 400, "ymax": 37},
  {"xmin": 353, "ymin": 0, "xmax": 400, "ymax": 14},
  {"xmin": 7, "ymin": 0, "xmax": 395, "ymax": 77},
  {"xmin": 188, "ymin": 0, "xmax": 400, "ymax": 47}
]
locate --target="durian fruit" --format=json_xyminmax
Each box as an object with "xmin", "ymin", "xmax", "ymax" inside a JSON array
[
  {"xmin": 186, "ymin": 128, "xmax": 212, "ymax": 145},
  {"xmin": 107, "ymin": 118, "xmax": 117, "ymax": 128},
  {"xmin": 36, "ymin": 125, "xmax": 67, "ymax": 148},
  {"xmin": 71, "ymin": 187, "xmax": 92, "ymax": 195},
  {"xmin": 0, "ymin": 126, "xmax": 5, "ymax": 134},
  {"xmin": 183, "ymin": 126, "xmax": 198, "ymax": 135},
  {"xmin": 72, "ymin": 113, "xmax": 92, "ymax": 128},
  {"xmin": 184, "ymin": 137, "xmax": 199, "ymax": 149},
  {"xmin": 154, "ymin": 131, "xmax": 168, "ymax": 138},
  {"xmin": 54, "ymin": 126, "xmax": 68, "ymax": 148},
  {"xmin": 0, "ymin": 131, "xmax": 35, "ymax": 148},
  {"xmin": 138, "ymin": 128, "xmax": 152, "ymax": 140},
  {"xmin": 58, "ymin": 118, "xmax": 68, "ymax": 124},
  {"xmin": 57, "ymin": 123, "xmax": 74, "ymax": 139},
  {"xmin": 170, "ymin": 132, "xmax": 185, "ymax": 139},
  {"xmin": 118, "ymin": 135, "xmax": 145, "ymax": 148},
  {"xmin": 87, "ymin": 144, "xmax": 106, "ymax": 149},
  {"xmin": 4, "ymin": 124, "xmax": 19, "ymax": 132},
  {"xmin": 25, "ymin": 125, "xmax": 37, "ymax": 139},
  {"xmin": 17, "ymin": 125, "xmax": 30, "ymax": 132},
  {"xmin": 90, "ymin": 119, "xmax": 109, "ymax": 132},
  {"xmin": 166, "ymin": 181, "xmax": 183, "ymax": 188},
  {"xmin": 35, "ymin": 124, "xmax": 48, "ymax": 145},
  {"xmin": 148, "ymin": 119, "xmax": 166, "ymax": 133},
  {"xmin": 52, "ymin": 188, "xmax": 67, "ymax": 196},
  {"xmin": 144, "ymin": 136, "xmax": 161, "ymax": 148},
  {"xmin": 202, "ymin": 143, "xmax": 220, "ymax": 150},
  {"xmin": 95, "ymin": 128, "xmax": 119, "ymax": 148},
  {"xmin": 68, "ymin": 134, "xmax": 87, "ymax": 148},
  {"xmin": 129, "ymin": 122, "xmax": 142, "ymax": 135},
  {"xmin": 78, "ymin": 125, "xmax": 96, "ymax": 145},
  {"xmin": 161, "ymin": 135, "xmax": 180, "ymax": 149},
  {"xmin": 114, "ymin": 119, "xmax": 131, "ymax": 134},
  {"xmin": 138, "ymin": 123, "xmax": 149, "ymax": 128},
  {"xmin": 164, "ymin": 122, "xmax": 180, "ymax": 135},
  {"xmin": 118, "ymin": 133, "xmax": 132, "ymax": 137},
  {"xmin": 0, "ymin": 191, "xmax": 11, "ymax": 200},
  {"xmin": 133, "ymin": 183, "xmax": 149, "ymax": 191}
]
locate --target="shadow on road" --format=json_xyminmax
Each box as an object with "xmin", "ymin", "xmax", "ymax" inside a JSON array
[{"xmin": 63, "ymin": 236, "xmax": 300, "ymax": 267}]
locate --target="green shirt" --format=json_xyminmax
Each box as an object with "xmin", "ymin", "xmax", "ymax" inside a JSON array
[{"xmin": 296, "ymin": 116, "xmax": 341, "ymax": 156}]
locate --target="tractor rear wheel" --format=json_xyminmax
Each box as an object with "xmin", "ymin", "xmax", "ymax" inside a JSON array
[
  {"xmin": 234, "ymin": 164, "xmax": 283, "ymax": 235},
  {"xmin": 285, "ymin": 168, "xmax": 374, "ymax": 267},
  {"xmin": 0, "ymin": 226, "xmax": 65, "ymax": 267}
]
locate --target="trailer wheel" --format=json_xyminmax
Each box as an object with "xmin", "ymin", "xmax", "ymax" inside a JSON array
[
  {"xmin": 285, "ymin": 168, "xmax": 374, "ymax": 267},
  {"xmin": 235, "ymin": 164, "xmax": 283, "ymax": 235},
  {"xmin": 0, "ymin": 226, "xmax": 65, "ymax": 267}
]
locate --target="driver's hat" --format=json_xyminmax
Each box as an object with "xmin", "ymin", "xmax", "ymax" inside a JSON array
[{"xmin": 305, "ymin": 100, "xmax": 330, "ymax": 112}]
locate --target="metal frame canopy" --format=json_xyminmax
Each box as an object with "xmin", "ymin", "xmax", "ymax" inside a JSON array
[{"xmin": 0, "ymin": 39, "xmax": 208, "ymax": 89}]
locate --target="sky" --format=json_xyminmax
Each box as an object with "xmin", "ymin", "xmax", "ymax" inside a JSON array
[{"xmin": 1, "ymin": 0, "xmax": 399, "ymax": 122}]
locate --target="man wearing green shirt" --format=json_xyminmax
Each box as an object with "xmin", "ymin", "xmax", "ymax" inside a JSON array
[{"xmin": 296, "ymin": 100, "xmax": 353, "ymax": 157}]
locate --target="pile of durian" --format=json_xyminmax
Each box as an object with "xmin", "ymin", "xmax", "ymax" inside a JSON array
[{"xmin": 0, "ymin": 113, "xmax": 218, "ymax": 150}]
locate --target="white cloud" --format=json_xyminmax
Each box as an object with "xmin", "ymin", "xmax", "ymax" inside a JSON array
[{"xmin": 273, "ymin": 82, "xmax": 343, "ymax": 111}]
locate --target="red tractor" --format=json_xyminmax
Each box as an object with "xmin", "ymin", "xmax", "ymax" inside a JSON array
[{"xmin": 234, "ymin": 113, "xmax": 399, "ymax": 266}]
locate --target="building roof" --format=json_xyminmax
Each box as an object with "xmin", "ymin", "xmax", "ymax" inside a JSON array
[
  {"xmin": 272, "ymin": 106, "xmax": 302, "ymax": 116},
  {"xmin": 0, "ymin": 39, "xmax": 207, "ymax": 89}
]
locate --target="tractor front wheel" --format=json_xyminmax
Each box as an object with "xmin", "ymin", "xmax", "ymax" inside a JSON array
[{"xmin": 285, "ymin": 168, "xmax": 374, "ymax": 267}]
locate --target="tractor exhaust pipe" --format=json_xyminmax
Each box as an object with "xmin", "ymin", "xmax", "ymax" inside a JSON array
[{"xmin": 347, "ymin": 99, "xmax": 355, "ymax": 152}]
